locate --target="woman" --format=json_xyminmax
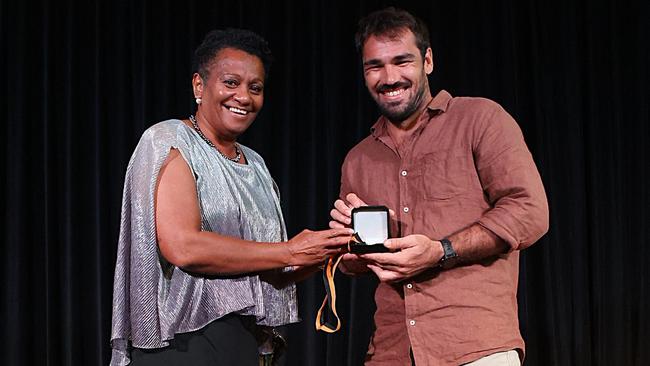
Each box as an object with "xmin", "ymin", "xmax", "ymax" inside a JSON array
[{"xmin": 110, "ymin": 29, "xmax": 351, "ymax": 366}]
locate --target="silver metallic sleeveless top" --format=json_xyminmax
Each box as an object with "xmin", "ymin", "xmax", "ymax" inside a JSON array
[{"xmin": 110, "ymin": 120, "xmax": 298, "ymax": 366}]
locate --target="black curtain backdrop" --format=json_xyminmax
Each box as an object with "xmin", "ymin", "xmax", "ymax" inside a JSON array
[{"xmin": 2, "ymin": 0, "xmax": 648, "ymax": 365}]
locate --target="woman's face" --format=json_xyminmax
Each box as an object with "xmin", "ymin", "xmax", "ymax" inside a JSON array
[{"xmin": 194, "ymin": 47, "xmax": 265, "ymax": 140}]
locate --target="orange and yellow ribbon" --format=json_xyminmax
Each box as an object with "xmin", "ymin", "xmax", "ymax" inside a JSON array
[{"xmin": 315, "ymin": 233, "xmax": 362, "ymax": 333}]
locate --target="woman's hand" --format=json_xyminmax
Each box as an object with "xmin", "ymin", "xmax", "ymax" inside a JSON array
[{"xmin": 286, "ymin": 228, "xmax": 353, "ymax": 267}]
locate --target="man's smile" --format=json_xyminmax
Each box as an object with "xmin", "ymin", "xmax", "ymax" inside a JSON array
[
  {"xmin": 382, "ymin": 88, "xmax": 406, "ymax": 97},
  {"xmin": 377, "ymin": 82, "xmax": 411, "ymax": 101}
]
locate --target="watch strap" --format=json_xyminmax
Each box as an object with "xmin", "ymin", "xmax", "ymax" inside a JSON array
[{"xmin": 439, "ymin": 238, "xmax": 459, "ymax": 267}]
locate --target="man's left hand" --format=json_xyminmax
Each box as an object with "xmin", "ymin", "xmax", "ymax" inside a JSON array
[{"xmin": 361, "ymin": 234, "xmax": 443, "ymax": 283}]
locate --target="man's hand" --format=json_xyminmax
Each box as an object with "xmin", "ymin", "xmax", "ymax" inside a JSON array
[
  {"xmin": 329, "ymin": 193, "xmax": 396, "ymax": 229},
  {"xmin": 328, "ymin": 193, "xmax": 371, "ymax": 274},
  {"xmin": 361, "ymin": 234, "xmax": 443, "ymax": 283},
  {"xmin": 338, "ymin": 253, "xmax": 371, "ymax": 275},
  {"xmin": 329, "ymin": 193, "xmax": 368, "ymax": 228}
]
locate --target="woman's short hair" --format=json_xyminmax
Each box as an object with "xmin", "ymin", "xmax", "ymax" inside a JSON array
[
  {"xmin": 355, "ymin": 7, "xmax": 430, "ymax": 58},
  {"xmin": 193, "ymin": 28, "xmax": 273, "ymax": 80}
]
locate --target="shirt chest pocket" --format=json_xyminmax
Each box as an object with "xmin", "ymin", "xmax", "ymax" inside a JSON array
[{"xmin": 417, "ymin": 148, "xmax": 477, "ymax": 200}]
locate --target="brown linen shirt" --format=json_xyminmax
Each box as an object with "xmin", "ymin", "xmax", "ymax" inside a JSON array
[{"xmin": 340, "ymin": 90, "xmax": 549, "ymax": 366}]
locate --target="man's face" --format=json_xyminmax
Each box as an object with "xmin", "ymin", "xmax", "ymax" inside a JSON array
[{"xmin": 361, "ymin": 29, "xmax": 433, "ymax": 123}]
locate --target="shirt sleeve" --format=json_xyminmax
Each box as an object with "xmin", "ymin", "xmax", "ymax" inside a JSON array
[
  {"xmin": 340, "ymin": 143, "xmax": 368, "ymax": 201},
  {"xmin": 474, "ymin": 104, "xmax": 549, "ymax": 251}
]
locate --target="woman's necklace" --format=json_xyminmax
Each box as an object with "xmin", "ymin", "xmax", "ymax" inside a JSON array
[{"xmin": 189, "ymin": 115, "xmax": 242, "ymax": 163}]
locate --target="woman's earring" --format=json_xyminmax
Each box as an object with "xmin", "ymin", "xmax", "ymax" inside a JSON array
[{"xmin": 195, "ymin": 97, "xmax": 202, "ymax": 105}]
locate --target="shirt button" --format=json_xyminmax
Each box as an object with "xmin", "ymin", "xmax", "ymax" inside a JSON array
[
  {"xmin": 409, "ymin": 320, "xmax": 416, "ymax": 326},
  {"xmin": 401, "ymin": 170, "xmax": 408, "ymax": 177},
  {"xmin": 406, "ymin": 283, "xmax": 413, "ymax": 289},
  {"xmin": 403, "ymin": 207, "xmax": 410, "ymax": 213}
]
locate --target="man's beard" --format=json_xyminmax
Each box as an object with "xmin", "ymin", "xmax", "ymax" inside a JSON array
[{"xmin": 374, "ymin": 75, "xmax": 428, "ymax": 124}]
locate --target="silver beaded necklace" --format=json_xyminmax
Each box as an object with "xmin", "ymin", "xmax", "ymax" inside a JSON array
[{"xmin": 189, "ymin": 115, "xmax": 242, "ymax": 163}]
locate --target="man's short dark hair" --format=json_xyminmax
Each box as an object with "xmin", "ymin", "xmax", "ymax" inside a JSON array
[
  {"xmin": 193, "ymin": 28, "xmax": 273, "ymax": 80},
  {"xmin": 355, "ymin": 7, "xmax": 431, "ymax": 58}
]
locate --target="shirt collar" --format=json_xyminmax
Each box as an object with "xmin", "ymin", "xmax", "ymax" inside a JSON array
[{"xmin": 370, "ymin": 89, "xmax": 453, "ymax": 138}]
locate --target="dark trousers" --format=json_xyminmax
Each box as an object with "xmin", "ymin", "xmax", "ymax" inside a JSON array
[{"xmin": 130, "ymin": 314, "xmax": 259, "ymax": 366}]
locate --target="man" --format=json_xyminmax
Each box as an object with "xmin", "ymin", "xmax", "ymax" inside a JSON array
[{"xmin": 329, "ymin": 7, "xmax": 549, "ymax": 366}]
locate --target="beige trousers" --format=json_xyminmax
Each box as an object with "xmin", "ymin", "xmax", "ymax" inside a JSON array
[{"xmin": 463, "ymin": 350, "xmax": 521, "ymax": 366}]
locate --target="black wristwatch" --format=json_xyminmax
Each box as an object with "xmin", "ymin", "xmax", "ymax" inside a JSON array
[{"xmin": 438, "ymin": 238, "xmax": 459, "ymax": 268}]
